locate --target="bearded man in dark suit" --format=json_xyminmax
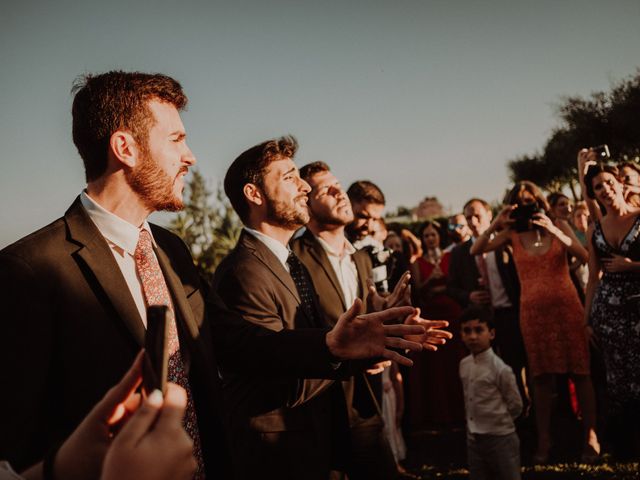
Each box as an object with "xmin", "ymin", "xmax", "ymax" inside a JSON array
[
  {"xmin": 0, "ymin": 71, "xmax": 227, "ymax": 478},
  {"xmin": 212, "ymin": 137, "xmax": 438, "ymax": 480}
]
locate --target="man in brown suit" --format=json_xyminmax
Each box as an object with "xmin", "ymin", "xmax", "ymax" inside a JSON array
[
  {"xmin": 211, "ymin": 137, "xmax": 435, "ymax": 479},
  {"xmin": 293, "ymin": 162, "xmax": 452, "ymax": 479}
]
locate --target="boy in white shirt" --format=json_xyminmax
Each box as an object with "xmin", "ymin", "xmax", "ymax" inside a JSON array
[{"xmin": 459, "ymin": 307, "xmax": 522, "ymax": 480}]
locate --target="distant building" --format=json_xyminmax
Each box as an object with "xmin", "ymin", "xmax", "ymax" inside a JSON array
[{"xmin": 413, "ymin": 196, "xmax": 444, "ymax": 219}]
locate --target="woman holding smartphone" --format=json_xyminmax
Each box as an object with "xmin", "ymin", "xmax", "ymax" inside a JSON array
[{"xmin": 471, "ymin": 181, "xmax": 599, "ymax": 464}]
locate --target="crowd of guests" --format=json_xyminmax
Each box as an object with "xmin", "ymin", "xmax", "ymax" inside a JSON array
[
  {"xmin": 1, "ymin": 69, "xmax": 639, "ymax": 480},
  {"xmin": 372, "ymin": 151, "xmax": 640, "ymax": 478}
]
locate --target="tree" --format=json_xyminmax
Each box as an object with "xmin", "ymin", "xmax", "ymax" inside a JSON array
[
  {"xmin": 168, "ymin": 169, "xmax": 241, "ymax": 281},
  {"xmin": 508, "ymin": 69, "xmax": 640, "ymax": 199}
]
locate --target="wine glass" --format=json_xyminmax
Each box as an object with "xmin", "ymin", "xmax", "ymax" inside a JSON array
[{"xmin": 533, "ymin": 229, "xmax": 543, "ymax": 248}]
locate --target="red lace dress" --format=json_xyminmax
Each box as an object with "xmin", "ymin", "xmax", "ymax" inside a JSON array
[
  {"xmin": 405, "ymin": 252, "xmax": 465, "ymax": 430},
  {"xmin": 510, "ymin": 231, "xmax": 590, "ymax": 377}
]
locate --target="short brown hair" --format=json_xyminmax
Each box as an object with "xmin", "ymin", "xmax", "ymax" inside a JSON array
[
  {"xmin": 300, "ymin": 161, "xmax": 330, "ymax": 183},
  {"xmin": 462, "ymin": 198, "xmax": 491, "ymax": 212},
  {"xmin": 347, "ymin": 180, "xmax": 385, "ymax": 206},
  {"xmin": 72, "ymin": 71, "xmax": 187, "ymax": 182},
  {"xmin": 224, "ymin": 135, "xmax": 298, "ymax": 223}
]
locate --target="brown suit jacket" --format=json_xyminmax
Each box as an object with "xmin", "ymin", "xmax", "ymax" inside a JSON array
[
  {"xmin": 0, "ymin": 198, "xmax": 227, "ymax": 477},
  {"xmin": 292, "ymin": 229, "xmax": 385, "ymax": 424},
  {"xmin": 211, "ymin": 230, "xmax": 349, "ymax": 479}
]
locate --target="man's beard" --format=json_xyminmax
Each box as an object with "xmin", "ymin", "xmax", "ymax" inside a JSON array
[
  {"xmin": 265, "ymin": 193, "xmax": 310, "ymax": 230},
  {"xmin": 127, "ymin": 147, "xmax": 185, "ymax": 212},
  {"xmin": 311, "ymin": 206, "xmax": 353, "ymax": 228}
]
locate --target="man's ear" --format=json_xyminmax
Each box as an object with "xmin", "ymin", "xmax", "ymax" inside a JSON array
[
  {"xmin": 243, "ymin": 183, "xmax": 264, "ymax": 207},
  {"xmin": 109, "ymin": 130, "xmax": 140, "ymax": 168}
]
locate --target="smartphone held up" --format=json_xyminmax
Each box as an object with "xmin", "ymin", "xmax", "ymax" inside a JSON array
[{"xmin": 142, "ymin": 305, "xmax": 171, "ymax": 397}]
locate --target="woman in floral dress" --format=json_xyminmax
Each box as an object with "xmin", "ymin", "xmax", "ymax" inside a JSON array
[{"xmin": 584, "ymin": 163, "xmax": 640, "ymax": 459}]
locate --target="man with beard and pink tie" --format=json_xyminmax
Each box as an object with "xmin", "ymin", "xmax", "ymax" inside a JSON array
[
  {"xmin": 0, "ymin": 73, "xmax": 429, "ymax": 480},
  {"xmin": 0, "ymin": 71, "xmax": 222, "ymax": 479}
]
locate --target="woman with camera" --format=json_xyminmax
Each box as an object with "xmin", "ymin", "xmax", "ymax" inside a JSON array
[
  {"xmin": 583, "ymin": 162, "xmax": 640, "ymax": 459},
  {"xmin": 470, "ymin": 181, "xmax": 599, "ymax": 464}
]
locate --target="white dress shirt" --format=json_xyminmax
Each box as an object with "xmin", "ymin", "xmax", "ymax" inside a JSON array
[
  {"xmin": 471, "ymin": 236, "xmax": 512, "ymax": 308},
  {"xmin": 459, "ymin": 347, "xmax": 522, "ymax": 435},
  {"xmin": 484, "ymin": 250, "xmax": 512, "ymax": 308},
  {"xmin": 315, "ymin": 236, "xmax": 359, "ymax": 308},
  {"xmin": 80, "ymin": 191, "xmax": 155, "ymax": 326},
  {"xmin": 244, "ymin": 227, "xmax": 291, "ymax": 271}
]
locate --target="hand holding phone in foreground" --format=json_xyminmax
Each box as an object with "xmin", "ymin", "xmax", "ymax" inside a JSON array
[
  {"xmin": 21, "ymin": 351, "xmax": 195, "ymax": 480},
  {"xmin": 101, "ymin": 383, "xmax": 196, "ymax": 480}
]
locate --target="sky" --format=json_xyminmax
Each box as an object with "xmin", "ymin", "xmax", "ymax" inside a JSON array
[{"xmin": 1, "ymin": 0, "xmax": 639, "ymax": 248}]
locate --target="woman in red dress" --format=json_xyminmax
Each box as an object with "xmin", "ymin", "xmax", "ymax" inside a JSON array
[
  {"xmin": 405, "ymin": 221, "xmax": 465, "ymax": 430},
  {"xmin": 471, "ymin": 181, "xmax": 600, "ymax": 463}
]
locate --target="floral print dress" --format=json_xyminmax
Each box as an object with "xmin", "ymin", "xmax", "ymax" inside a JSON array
[{"xmin": 590, "ymin": 217, "xmax": 640, "ymax": 411}]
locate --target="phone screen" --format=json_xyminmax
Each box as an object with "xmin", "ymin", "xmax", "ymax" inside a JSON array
[{"xmin": 142, "ymin": 305, "xmax": 171, "ymax": 396}]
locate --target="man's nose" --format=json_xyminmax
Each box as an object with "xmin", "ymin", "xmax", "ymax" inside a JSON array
[
  {"xmin": 299, "ymin": 177, "xmax": 311, "ymax": 194},
  {"xmin": 182, "ymin": 144, "xmax": 196, "ymax": 166}
]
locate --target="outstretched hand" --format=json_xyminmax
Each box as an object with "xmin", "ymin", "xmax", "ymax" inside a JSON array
[
  {"xmin": 403, "ymin": 308, "xmax": 452, "ymax": 352},
  {"xmin": 326, "ymin": 298, "xmax": 425, "ymax": 366},
  {"xmin": 367, "ymin": 271, "xmax": 412, "ymax": 312}
]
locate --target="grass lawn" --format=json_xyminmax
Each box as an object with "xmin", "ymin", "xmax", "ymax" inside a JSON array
[{"xmin": 410, "ymin": 460, "xmax": 640, "ymax": 479}]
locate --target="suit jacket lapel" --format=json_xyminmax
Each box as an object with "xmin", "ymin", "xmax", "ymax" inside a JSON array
[
  {"xmin": 65, "ymin": 198, "xmax": 145, "ymax": 345},
  {"xmin": 241, "ymin": 232, "xmax": 301, "ymax": 305},
  {"xmin": 303, "ymin": 231, "xmax": 347, "ymax": 311}
]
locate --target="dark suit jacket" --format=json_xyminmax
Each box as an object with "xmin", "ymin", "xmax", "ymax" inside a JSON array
[
  {"xmin": 292, "ymin": 230, "xmax": 385, "ymax": 423},
  {"xmin": 211, "ymin": 231, "xmax": 349, "ymax": 479},
  {"xmin": 0, "ymin": 198, "xmax": 227, "ymax": 477},
  {"xmin": 447, "ymin": 238, "xmax": 520, "ymax": 308}
]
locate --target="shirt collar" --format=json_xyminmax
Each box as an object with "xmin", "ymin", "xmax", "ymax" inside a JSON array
[
  {"xmin": 473, "ymin": 347, "xmax": 495, "ymax": 363},
  {"xmin": 244, "ymin": 227, "xmax": 290, "ymax": 268},
  {"xmin": 80, "ymin": 191, "xmax": 154, "ymax": 254},
  {"xmin": 315, "ymin": 235, "xmax": 356, "ymax": 259}
]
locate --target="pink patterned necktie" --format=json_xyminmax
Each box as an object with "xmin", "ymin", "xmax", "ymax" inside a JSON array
[{"xmin": 135, "ymin": 229, "xmax": 205, "ymax": 479}]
